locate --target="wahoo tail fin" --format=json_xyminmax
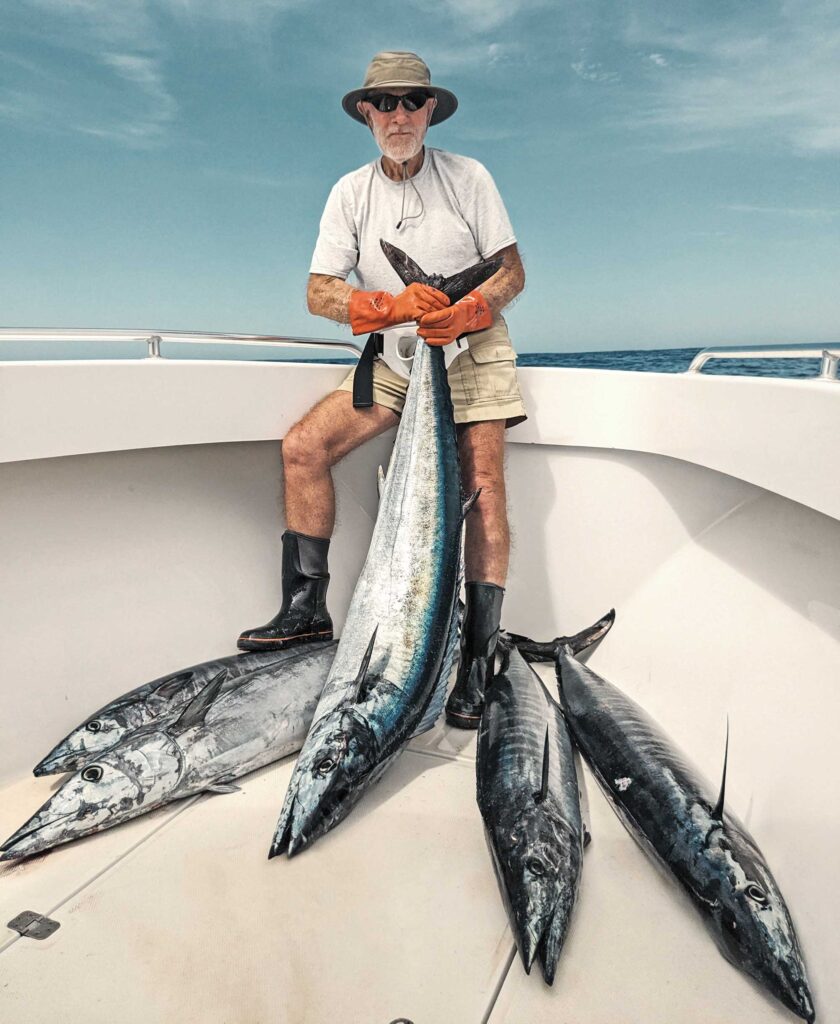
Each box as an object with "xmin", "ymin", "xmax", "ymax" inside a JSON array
[
  {"xmin": 502, "ymin": 609, "xmax": 616, "ymax": 663},
  {"xmin": 380, "ymin": 240, "xmax": 503, "ymax": 304}
]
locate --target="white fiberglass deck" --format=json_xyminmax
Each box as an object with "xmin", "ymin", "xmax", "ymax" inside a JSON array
[{"xmin": 1, "ymin": 359, "xmax": 838, "ymax": 1022}]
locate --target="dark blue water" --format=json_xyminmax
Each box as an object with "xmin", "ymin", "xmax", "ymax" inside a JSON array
[
  {"xmin": 517, "ymin": 347, "xmax": 823, "ymax": 379},
  {"xmin": 0, "ymin": 341, "xmax": 827, "ymax": 378}
]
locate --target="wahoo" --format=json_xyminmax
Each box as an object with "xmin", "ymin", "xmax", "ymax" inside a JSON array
[
  {"xmin": 477, "ymin": 643, "xmax": 586, "ymax": 985},
  {"xmin": 2, "ymin": 643, "xmax": 335, "ymax": 861},
  {"xmin": 269, "ymin": 241, "xmax": 502, "ymax": 858},
  {"xmin": 555, "ymin": 649, "xmax": 815, "ymax": 1022},
  {"xmin": 33, "ymin": 645, "xmax": 332, "ymax": 776}
]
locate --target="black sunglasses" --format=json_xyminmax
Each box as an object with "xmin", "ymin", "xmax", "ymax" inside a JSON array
[{"xmin": 364, "ymin": 91, "xmax": 431, "ymax": 113}]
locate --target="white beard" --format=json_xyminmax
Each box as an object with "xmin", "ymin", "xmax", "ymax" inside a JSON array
[{"xmin": 372, "ymin": 121, "xmax": 426, "ymax": 163}]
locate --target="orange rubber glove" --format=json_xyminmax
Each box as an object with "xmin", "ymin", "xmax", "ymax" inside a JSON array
[
  {"xmin": 348, "ymin": 283, "xmax": 449, "ymax": 336},
  {"xmin": 417, "ymin": 290, "xmax": 492, "ymax": 346}
]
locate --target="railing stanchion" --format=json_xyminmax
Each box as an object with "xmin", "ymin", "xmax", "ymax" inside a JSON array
[{"xmin": 819, "ymin": 351, "xmax": 839, "ymax": 381}]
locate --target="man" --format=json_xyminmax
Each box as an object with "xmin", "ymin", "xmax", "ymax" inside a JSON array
[{"xmin": 238, "ymin": 51, "xmax": 527, "ymax": 728}]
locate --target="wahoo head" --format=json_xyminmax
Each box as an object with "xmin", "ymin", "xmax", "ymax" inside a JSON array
[
  {"xmin": 704, "ymin": 822, "xmax": 815, "ymax": 1022},
  {"xmin": 33, "ymin": 706, "xmax": 141, "ymax": 776},
  {"xmin": 269, "ymin": 705, "xmax": 379, "ymax": 858},
  {"xmin": 2, "ymin": 731, "xmax": 184, "ymax": 860},
  {"xmin": 488, "ymin": 808, "xmax": 583, "ymax": 985}
]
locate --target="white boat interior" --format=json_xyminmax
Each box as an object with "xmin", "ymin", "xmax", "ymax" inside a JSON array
[{"xmin": 1, "ymin": 340, "xmax": 838, "ymax": 1023}]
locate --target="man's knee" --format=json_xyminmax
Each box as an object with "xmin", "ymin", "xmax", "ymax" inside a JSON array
[{"xmin": 282, "ymin": 419, "xmax": 332, "ymax": 474}]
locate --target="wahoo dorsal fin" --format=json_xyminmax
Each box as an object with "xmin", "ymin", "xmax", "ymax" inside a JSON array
[
  {"xmin": 462, "ymin": 489, "xmax": 481, "ymax": 519},
  {"xmin": 154, "ymin": 670, "xmax": 197, "ymax": 701},
  {"xmin": 712, "ymin": 717, "xmax": 730, "ymax": 820},
  {"xmin": 380, "ymin": 240, "xmax": 429, "ymax": 286},
  {"xmin": 170, "ymin": 669, "xmax": 228, "ymax": 733},
  {"xmin": 354, "ymin": 626, "xmax": 379, "ymax": 704},
  {"xmin": 534, "ymin": 725, "xmax": 550, "ymax": 804}
]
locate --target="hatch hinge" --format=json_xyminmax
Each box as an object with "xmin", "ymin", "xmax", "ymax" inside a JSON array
[{"xmin": 7, "ymin": 910, "xmax": 60, "ymax": 940}]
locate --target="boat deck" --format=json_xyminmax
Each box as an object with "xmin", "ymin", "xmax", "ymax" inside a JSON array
[
  {"xmin": 2, "ymin": 362, "xmax": 837, "ymax": 1022},
  {"xmin": 0, "ymin": 665, "xmax": 808, "ymax": 1024}
]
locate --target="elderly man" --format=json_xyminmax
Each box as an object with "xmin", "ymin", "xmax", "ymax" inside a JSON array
[{"xmin": 238, "ymin": 51, "xmax": 527, "ymax": 728}]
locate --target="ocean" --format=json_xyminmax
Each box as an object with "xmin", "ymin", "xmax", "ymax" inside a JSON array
[
  {"xmin": 0, "ymin": 340, "xmax": 831, "ymax": 379},
  {"xmin": 517, "ymin": 347, "xmax": 826, "ymax": 379}
]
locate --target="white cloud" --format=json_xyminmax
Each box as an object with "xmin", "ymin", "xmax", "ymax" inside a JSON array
[
  {"xmin": 571, "ymin": 59, "xmax": 620, "ymax": 84},
  {"xmin": 726, "ymin": 204, "xmax": 839, "ymax": 220},
  {"xmin": 621, "ymin": 0, "xmax": 840, "ymax": 153}
]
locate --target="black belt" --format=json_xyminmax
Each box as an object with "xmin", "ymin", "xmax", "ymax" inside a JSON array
[{"xmin": 352, "ymin": 332, "xmax": 384, "ymax": 409}]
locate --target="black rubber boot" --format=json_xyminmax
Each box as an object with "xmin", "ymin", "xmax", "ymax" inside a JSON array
[
  {"xmin": 445, "ymin": 581, "xmax": 504, "ymax": 730},
  {"xmin": 237, "ymin": 530, "xmax": 333, "ymax": 652}
]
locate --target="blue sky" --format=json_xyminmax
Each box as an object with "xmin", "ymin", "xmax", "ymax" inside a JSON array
[{"xmin": 2, "ymin": 0, "xmax": 839, "ymax": 354}]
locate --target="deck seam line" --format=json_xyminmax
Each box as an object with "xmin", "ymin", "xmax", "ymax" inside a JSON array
[
  {"xmin": 0, "ymin": 793, "xmax": 205, "ymax": 958},
  {"xmin": 405, "ymin": 746, "xmax": 475, "ymax": 766},
  {"xmin": 480, "ymin": 944, "xmax": 517, "ymax": 1024}
]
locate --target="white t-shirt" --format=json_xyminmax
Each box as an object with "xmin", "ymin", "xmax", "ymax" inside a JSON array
[{"xmin": 309, "ymin": 148, "xmax": 516, "ymax": 293}]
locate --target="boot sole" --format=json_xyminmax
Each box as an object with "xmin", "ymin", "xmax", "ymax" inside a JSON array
[
  {"xmin": 236, "ymin": 629, "xmax": 333, "ymax": 653},
  {"xmin": 445, "ymin": 709, "xmax": 481, "ymax": 730}
]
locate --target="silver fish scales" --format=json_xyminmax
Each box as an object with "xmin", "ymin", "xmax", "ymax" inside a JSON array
[
  {"xmin": 556, "ymin": 648, "xmax": 816, "ymax": 1022},
  {"xmin": 269, "ymin": 242, "xmax": 502, "ymax": 858}
]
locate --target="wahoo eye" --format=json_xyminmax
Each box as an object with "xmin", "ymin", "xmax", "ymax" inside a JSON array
[
  {"xmin": 526, "ymin": 858, "xmax": 546, "ymax": 877},
  {"xmin": 86, "ymin": 720, "xmax": 103, "ymax": 733},
  {"xmin": 316, "ymin": 757, "xmax": 337, "ymax": 777},
  {"xmin": 745, "ymin": 883, "xmax": 768, "ymax": 905},
  {"xmin": 81, "ymin": 765, "xmax": 103, "ymax": 783}
]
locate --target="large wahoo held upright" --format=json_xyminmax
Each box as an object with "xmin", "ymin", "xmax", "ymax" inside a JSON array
[
  {"xmin": 33, "ymin": 646, "xmax": 326, "ymax": 776},
  {"xmin": 555, "ymin": 649, "xmax": 816, "ymax": 1023},
  {"xmin": 478, "ymin": 643, "xmax": 587, "ymax": 985},
  {"xmin": 2, "ymin": 643, "xmax": 335, "ymax": 861},
  {"xmin": 269, "ymin": 242, "xmax": 502, "ymax": 858}
]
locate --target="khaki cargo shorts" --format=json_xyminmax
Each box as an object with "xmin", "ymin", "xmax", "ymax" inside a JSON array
[{"xmin": 337, "ymin": 317, "xmax": 528, "ymax": 428}]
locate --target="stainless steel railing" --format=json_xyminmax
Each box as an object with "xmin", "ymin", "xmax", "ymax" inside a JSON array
[
  {"xmin": 687, "ymin": 342, "xmax": 840, "ymax": 380},
  {"xmin": 0, "ymin": 328, "xmax": 362, "ymax": 360}
]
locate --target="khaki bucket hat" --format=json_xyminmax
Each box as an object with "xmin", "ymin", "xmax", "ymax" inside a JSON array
[{"xmin": 342, "ymin": 51, "xmax": 458, "ymax": 126}]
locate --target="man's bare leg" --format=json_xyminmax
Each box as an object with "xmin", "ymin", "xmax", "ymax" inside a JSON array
[
  {"xmin": 458, "ymin": 419, "xmax": 509, "ymax": 586},
  {"xmin": 282, "ymin": 391, "xmax": 400, "ymax": 538},
  {"xmin": 237, "ymin": 390, "xmax": 399, "ymax": 650},
  {"xmin": 446, "ymin": 418, "xmax": 509, "ymax": 728}
]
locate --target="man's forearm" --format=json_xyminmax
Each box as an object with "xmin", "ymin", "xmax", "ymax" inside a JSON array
[
  {"xmin": 480, "ymin": 243, "xmax": 525, "ymax": 318},
  {"xmin": 307, "ymin": 243, "xmax": 525, "ymax": 328},
  {"xmin": 307, "ymin": 274, "xmax": 354, "ymax": 325}
]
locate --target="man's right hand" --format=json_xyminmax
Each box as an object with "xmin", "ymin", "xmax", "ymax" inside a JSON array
[{"xmin": 349, "ymin": 283, "xmax": 449, "ymax": 335}]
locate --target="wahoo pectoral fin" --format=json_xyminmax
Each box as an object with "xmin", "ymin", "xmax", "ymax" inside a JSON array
[
  {"xmin": 170, "ymin": 669, "xmax": 228, "ymax": 733},
  {"xmin": 534, "ymin": 726, "xmax": 550, "ymax": 804},
  {"xmin": 204, "ymin": 782, "xmax": 242, "ymax": 795},
  {"xmin": 354, "ymin": 627, "xmax": 379, "ymax": 703}
]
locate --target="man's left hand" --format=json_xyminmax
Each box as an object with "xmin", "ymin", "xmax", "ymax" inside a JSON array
[{"xmin": 418, "ymin": 290, "xmax": 493, "ymax": 346}]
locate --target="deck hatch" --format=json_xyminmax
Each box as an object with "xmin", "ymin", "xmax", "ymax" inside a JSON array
[{"xmin": 7, "ymin": 910, "xmax": 60, "ymax": 940}]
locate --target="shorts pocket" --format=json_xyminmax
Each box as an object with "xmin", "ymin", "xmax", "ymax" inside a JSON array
[{"xmin": 458, "ymin": 335, "xmax": 519, "ymax": 403}]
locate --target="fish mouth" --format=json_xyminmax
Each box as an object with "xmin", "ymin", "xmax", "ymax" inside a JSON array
[
  {"xmin": 0, "ymin": 812, "xmax": 75, "ymax": 861},
  {"xmin": 32, "ymin": 754, "xmax": 77, "ymax": 777}
]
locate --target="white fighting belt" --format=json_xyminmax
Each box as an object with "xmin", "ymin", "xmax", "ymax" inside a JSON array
[{"xmin": 380, "ymin": 324, "xmax": 464, "ymax": 380}]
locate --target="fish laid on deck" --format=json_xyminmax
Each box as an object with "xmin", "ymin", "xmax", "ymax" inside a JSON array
[
  {"xmin": 33, "ymin": 645, "xmax": 329, "ymax": 776},
  {"xmin": 555, "ymin": 648, "xmax": 815, "ymax": 1023},
  {"xmin": 269, "ymin": 243, "xmax": 501, "ymax": 859},
  {"xmin": 478, "ymin": 642, "xmax": 586, "ymax": 985},
  {"xmin": 1, "ymin": 644, "xmax": 333, "ymax": 861}
]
